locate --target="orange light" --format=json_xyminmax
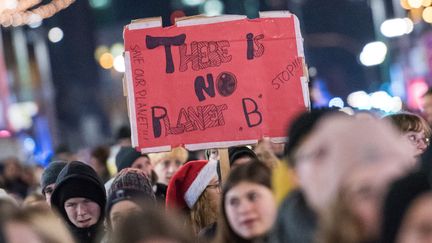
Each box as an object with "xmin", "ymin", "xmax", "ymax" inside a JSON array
[
  {"xmin": 423, "ymin": 6, "xmax": 432, "ymax": 22},
  {"xmin": 99, "ymin": 53, "xmax": 114, "ymax": 69}
]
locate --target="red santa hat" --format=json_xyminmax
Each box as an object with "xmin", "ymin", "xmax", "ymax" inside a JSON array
[{"xmin": 166, "ymin": 159, "xmax": 218, "ymax": 209}]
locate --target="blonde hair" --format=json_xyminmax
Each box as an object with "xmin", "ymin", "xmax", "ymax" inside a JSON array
[
  {"xmin": 190, "ymin": 190, "xmax": 219, "ymax": 235},
  {"xmin": 5, "ymin": 206, "xmax": 76, "ymax": 243},
  {"xmin": 148, "ymin": 147, "xmax": 189, "ymax": 166}
]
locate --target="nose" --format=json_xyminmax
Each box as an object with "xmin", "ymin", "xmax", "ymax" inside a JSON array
[
  {"xmin": 238, "ymin": 199, "xmax": 254, "ymax": 214},
  {"xmin": 77, "ymin": 204, "xmax": 87, "ymax": 216}
]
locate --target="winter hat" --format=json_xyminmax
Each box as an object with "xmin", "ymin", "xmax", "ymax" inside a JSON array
[
  {"xmin": 50, "ymin": 161, "xmax": 106, "ymax": 225},
  {"xmin": 166, "ymin": 159, "xmax": 218, "ymax": 210},
  {"xmin": 40, "ymin": 161, "xmax": 67, "ymax": 194},
  {"xmin": 106, "ymin": 168, "xmax": 156, "ymax": 224},
  {"xmin": 381, "ymin": 171, "xmax": 431, "ymax": 243},
  {"xmin": 228, "ymin": 146, "xmax": 257, "ymax": 166},
  {"xmin": 115, "ymin": 147, "xmax": 143, "ymax": 172}
]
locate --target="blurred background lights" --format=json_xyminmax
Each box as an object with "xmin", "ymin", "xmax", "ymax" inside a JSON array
[
  {"xmin": 8, "ymin": 102, "xmax": 38, "ymax": 131},
  {"xmin": 0, "ymin": 130, "xmax": 11, "ymax": 138},
  {"xmin": 347, "ymin": 91, "xmax": 372, "ymax": 110},
  {"xmin": 423, "ymin": 0, "xmax": 432, "ymax": 6},
  {"xmin": 48, "ymin": 27, "xmax": 64, "ymax": 43},
  {"xmin": 370, "ymin": 91, "xmax": 392, "ymax": 110},
  {"xmin": 359, "ymin": 41, "xmax": 387, "ymax": 66},
  {"xmin": 99, "ymin": 53, "xmax": 114, "ymax": 69},
  {"xmin": 182, "ymin": 0, "xmax": 205, "ymax": 6},
  {"xmin": 110, "ymin": 43, "xmax": 124, "ymax": 57},
  {"xmin": 94, "ymin": 45, "xmax": 109, "ymax": 61},
  {"xmin": 401, "ymin": 0, "xmax": 412, "ymax": 9},
  {"xmin": 380, "ymin": 18, "xmax": 414, "ymax": 37},
  {"xmin": 308, "ymin": 66, "xmax": 318, "ymax": 78},
  {"xmin": 23, "ymin": 137, "xmax": 36, "ymax": 153},
  {"xmin": 89, "ymin": 0, "xmax": 111, "ymax": 9},
  {"xmin": 113, "ymin": 55, "xmax": 125, "ymax": 73},
  {"xmin": 203, "ymin": 0, "xmax": 224, "ymax": 16},
  {"xmin": 0, "ymin": 0, "xmax": 18, "ymax": 13},
  {"xmin": 408, "ymin": 0, "xmax": 423, "ymax": 8},
  {"xmin": 328, "ymin": 97, "xmax": 344, "ymax": 108},
  {"xmin": 27, "ymin": 14, "xmax": 43, "ymax": 28},
  {"xmin": 423, "ymin": 6, "xmax": 432, "ymax": 23}
]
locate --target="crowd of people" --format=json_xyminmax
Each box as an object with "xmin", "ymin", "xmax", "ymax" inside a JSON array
[{"xmin": 2, "ymin": 91, "xmax": 432, "ymax": 243}]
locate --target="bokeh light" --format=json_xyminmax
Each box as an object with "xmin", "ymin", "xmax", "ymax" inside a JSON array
[
  {"xmin": 99, "ymin": 53, "xmax": 114, "ymax": 69},
  {"xmin": 48, "ymin": 27, "xmax": 64, "ymax": 43}
]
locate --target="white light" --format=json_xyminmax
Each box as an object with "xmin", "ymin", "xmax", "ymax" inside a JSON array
[
  {"xmin": 203, "ymin": 0, "xmax": 224, "ymax": 16},
  {"xmin": 390, "ymin": 96, "xmax": 403, "ymax": 113},
  {"xmin": 380, "ymin": 18, "xmax": 414, "ymax": 37},
  {"xmin": 28, "ymin": 14, "xmax": 42, "ymax": 28},
  {"xmin": 8, "ymin": 102, "xmax": 39, "ymax": 131},
  {"xmin": 408, "ymin": 0, "xmax": 423, "ymax": 8},
  {"xmin": 347, "ymin": 91, "xmax": 371, "ymax": 110},
  {"xmin": 370, "ymin": 91, "xmax": 393, "ymax": 112},
  {"xmin": 23, "ymin": 137, "xmax": 36, "ymax": 152},
  {"xmin": 328, "ymin": 97, "xmax": 344, "ymax": 108},
  {"xmin": 308, "ymin": 67, "xmax": 317, "ymax": 77},
  {"xmin": 48, "ymin": 27, "xmax": 64, "ymax": 43},
  {"xmin": 113, "ymin": 55, "xmax": 125, "ymax": 73},
  {"xmin": 359, "ymin": 41, "xmax": 387, "ymax": 66},
  {"xmin": 182, "ymin": 0, "xmax": 205, "ymax": 6}
]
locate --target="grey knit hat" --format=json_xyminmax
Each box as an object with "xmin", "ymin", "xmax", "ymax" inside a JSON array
[{"xmin": 40, "ymin": 161, "xmax": 67, "ymax": 194}]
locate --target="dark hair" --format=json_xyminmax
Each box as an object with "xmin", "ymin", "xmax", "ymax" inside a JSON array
[
  {"xmin": 91, "ymin": 146, "xmax": 109, "ymax": 167},
  {"xmin": 214, "ymin": 160, "xmax": 271, "ymax": 243},
  {"xmin": 384, "ymin": 112, "xmax": 431, "ymax": 137},
  {"xmin": 423, "ymin": 88, "xmax": 432, "ymax": 97},
  {"xmin": 112, "ymin": 206, "xmax": 193, "ymax": 243}
]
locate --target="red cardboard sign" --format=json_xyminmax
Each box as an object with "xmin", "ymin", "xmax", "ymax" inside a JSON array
[{"xmin": 124, "ymin": 11, "xmax": 309, "ymax": 153}]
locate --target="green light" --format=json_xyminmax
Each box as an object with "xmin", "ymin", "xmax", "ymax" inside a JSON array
[{"xmin": 89, "ymin": 0, "xmax": 111, "ymax": 9}]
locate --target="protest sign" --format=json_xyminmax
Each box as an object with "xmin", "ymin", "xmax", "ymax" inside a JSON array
[{"xmin": 124, "ymin": 11, "xmax": 310, "ymax": 153}]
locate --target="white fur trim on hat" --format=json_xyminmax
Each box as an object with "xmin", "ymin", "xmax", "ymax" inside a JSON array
[{"xmin": 184, "ymin": 159, "xmax": 218, "ymax": 209}]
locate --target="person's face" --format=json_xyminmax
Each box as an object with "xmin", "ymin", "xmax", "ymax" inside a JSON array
[
  {"xmin": 4, "ymin": 222, "xmax": 43, "ymax": 243},
  {"xmin": 205, "ymin": 176, "xmax": 221, "ymax": 211},
  {"xmin": 422, "ymin": 95, "xmax": 432, "ymax": 125},
  {"xmin": 64, "ymin": 197, "xmax": 101, "ymax": 228},
  {"xmin": 132, "ymin": 156, "xmax": 153, "ymax": 178},
  {"xmin": 154, "ymin": 159, "xmax": 182, "ymax": 185},
  {"xmin": 397, "ymin": 193, "xmax": 432, "ymax": 243},
  {"xmin": 43, "ymin": 183, "xmax": 55, "ymax": 206},
  {"xmin": 404, "ymin": 131, "xmax": 429, "ymax": 156},
  {"xmin": 343, "ymin": 162, "xmax": 405, "ymax": 239},
  {"xmin": 225, "ymin": 182, "xmax": 276, "ymax": 240},
  {"xmin": 110, "ymin": 200, "xmax": 142, "ymax": 231}
]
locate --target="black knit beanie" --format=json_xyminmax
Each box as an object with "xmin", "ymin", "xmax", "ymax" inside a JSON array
[
  {"xmin": 115, "ymin": 147, "xmax": 142, "ymax": 172},
  {"xmin": 228, "ymin": 146, "xmax": 257, "ymax": 166},
  {"xmin": 40, "ymin": 161, "xmax": 67, "ymax": 194},
  {"xmin": 50, "ymin": 161, "xmax": 106, "ymax": 226},
  {"xmin": 381, "ymin": 171, "xmax": 431, "ymax": 243}
]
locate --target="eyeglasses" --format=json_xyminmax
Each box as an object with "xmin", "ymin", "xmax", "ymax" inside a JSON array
[
  {"xmin": 406, "ymin": 134, "xmax": 430, "ymax": 147},
  {"xmin": 206, "ymin": 183, "xmax": 221, "ymax": 193}
]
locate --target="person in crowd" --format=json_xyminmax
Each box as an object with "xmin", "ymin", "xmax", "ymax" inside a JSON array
[
  {"xmin": 149, "ymin": 147, "xmax": 189, "ymax": 185},
  {"xmin": 106, "ymin": 168, "xmax": 156, "ymax": 232},
  {"xmin": 227, "ymin": 146, "xmax": 258, "ymax": 169},
  {"xmin": 105, "ymin": 146, "xmax": 167, "ymax": 201},
  {"xmin": 271, "ymin": 111, "xmax": 415, "ymax": 243},
  {"xmin": 111, "ymin": 207, "xmax": 193, "ymax": 243},
  {"xmin": 166, "ymin": 159, "xmax": 220, "ymax": 235},
  {"xmin": 90, "ymin": 145, "xmax": 111, "ymax": 183},
  {"xmin": 422, "ymin": 88, "xmax": 432, "ymax": 127},
  {"xmin": 384, "ymin": 112, "xmax": 431, "ymax": 157},
  {"xmin": 381, "ymin": 170, "xmax": 432, "ymax": 243},
  {"xmin": 2, "ymin": 157, "xmax": 29, "ymax": 200},
  {"xmin": 40, "ymin": 160, "xmax": 67, "ymax": 206},
  {"xmin": 317, "ymin": 146, "xmax": 407, "ymax": 243},
  {"xmin": 50, "ymin": 161, "xmax": 106, "ymax": 243},
  {"xmin": 2, "ymin": 206, "xmax": 76, "ymax": 243},
  {"xmin": 23, "ymin": 192, "xmax": 47, "ymax": 208},
  {"xmin": 214, "ymin": 161, "xmax": 277, "ymax": 243}
]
